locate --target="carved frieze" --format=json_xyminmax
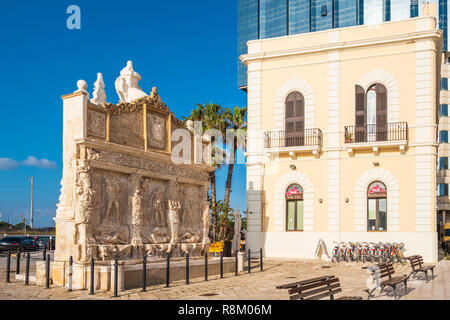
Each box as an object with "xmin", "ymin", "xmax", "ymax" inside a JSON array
[{"xmin": 85, "ymin": 147, "xmax": 209, "ymax": 182}]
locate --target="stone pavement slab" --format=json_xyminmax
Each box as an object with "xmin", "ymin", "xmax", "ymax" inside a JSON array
[{"xmin": 0, "ymin": 258, "xmax": 448, "ymax": 300}]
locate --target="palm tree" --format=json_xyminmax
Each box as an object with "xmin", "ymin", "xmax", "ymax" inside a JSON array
[
  {"xmin": 184, "ymin": 103, "xmax": 226, "ymax": 241},
  {"xmin": 223, "ymin": 106, "xmax": 247, "ymax": 207}
]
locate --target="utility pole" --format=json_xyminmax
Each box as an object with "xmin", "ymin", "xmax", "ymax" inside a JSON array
[{"xmin": 28, "ymin": 176, "xmax": 34, "ymax": 229}]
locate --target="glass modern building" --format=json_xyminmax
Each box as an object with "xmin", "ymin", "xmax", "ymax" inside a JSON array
[{"xmin": 238, "ymin": 0, "xmax": 449, "ymax": 89}]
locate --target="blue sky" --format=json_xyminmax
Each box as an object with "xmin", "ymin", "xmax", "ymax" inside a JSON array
[{"xmin": 0, "ymin": 0, "xmax": 247, "ymax": 227}]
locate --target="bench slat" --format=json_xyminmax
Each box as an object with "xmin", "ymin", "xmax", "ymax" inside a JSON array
[
  {"xmin": 295, "ymin": 283, "xmax": 341, "ymax": 299},
  {"xmin": 288, "ymin": 277, "xmax": 339, "ymax": 295},
  {"xmin": 304, "ymin": 288, "xmax": 343, "ymax": 300},
  {"xmin": 277, "ymin": 275, "xmax": 336, "ymax": 289},
  {"xmin": 285, "ymin": 275, "xmax": 360, "ymax": 301}
]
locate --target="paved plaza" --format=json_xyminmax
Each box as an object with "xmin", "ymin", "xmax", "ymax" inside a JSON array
[{"xmin": 0, "ymin": 256, "xmax": 448, "ymax": 300}]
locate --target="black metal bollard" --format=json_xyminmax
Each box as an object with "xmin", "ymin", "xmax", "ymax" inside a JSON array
[
  {"xmin": 185, "ymin": 253, "xmax": 190, "ymax": 285},
  {"xmin": 6, "ymin": 251, "xmax": 10, "ymax": 283},
  {"xmin": 89, "ymin": 257, "xmax": 95, "ymax": 295},
  {"xmin": 204, "ymin": 253, "xmax": 208, "ymax": 281},
  {"xmin": 141, "ymin": 255, "xmax": 147, "ymax": 292},
  {"xmin": 113, "ymin": 259, "xmax": 118, "ymax": 297},
  {"xmin": 260, "ymin": 248, "xmax": 263, "ymax": 271},
  {"xmin": 16, "ymin": 248, "xmax": 20, "ymax": 274},
  {"xmin": 25, "ymin": 252, "xmax": 30, "ymax": 285},
  {"xmin": 43, "ymin": 243, "xmax": 47, "ymax": 261},
  {"xmin": 45, "ymin": 254, "xmax": 50, "ymax": 289},
  {"xmin": 68, "ymin": 256, "xmax": 73, "ymax": 292},
  {"xmin": 248, "ymin": 249, "xmax": 251, "ymax": 274},
  {"xmin": 220, "ymin": 251, "xmax": 223, "ymax": 278},
  {"xmin": 235, "ymin": 252, "xmax": 238, "ymax": 276},
  {"xmin": 165, "ymin": 254, "xmax": 170, "ymax": 288}
]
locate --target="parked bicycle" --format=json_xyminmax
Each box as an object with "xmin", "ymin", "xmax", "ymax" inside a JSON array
[{"xmin": 330, "ymin": 241, "xmax": 406, "ymax": 264}]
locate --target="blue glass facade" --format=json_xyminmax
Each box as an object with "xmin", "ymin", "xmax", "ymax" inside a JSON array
[
  {"xmin": 238, "ymin": 0, "xmax": 260, "ymax": 88},
  {"xmin": 311, "ymin": 0, "xmax": 333, "ymax": 31},
  {"xmin": 335, "ymin": 0, "xmax": 359, "ymax": 28},
  {"xmin": 238, "ymin": 0, "xmax": 450, "ymax": 88},
  {"xmin": 440, "ymin": 104, "xmax": 449, "ymax": 116},
  {"xmin": 260, "ymin": 0, "xmax": 288, "ymax": 38},
  {"xmin": 440, "ymin": 130, "xmax": 449, "ymax": 143},
  {"xmin": 440, "ymin": 0, "xmax": 448, "ymax": 51},
  {"xmin": 289, "ymin": 0, "xmax": 311, "ymax": 34},
  {"xmin": 441, "ymin": 78, "xmax": 449, "ymax": 90}
]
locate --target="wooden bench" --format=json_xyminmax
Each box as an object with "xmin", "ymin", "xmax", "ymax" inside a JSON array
[
  {"xmin": 368, "ymin": 262, "xmax": 408, "ymax": 300},
  {"xmin": 407, "ymin": 255, "xmax": 435, "ymax": 280},
  {"xmin": 281, "ymin": 276, "xmax": 362, "ymax": 300},
  {"xmin": 276, "ymin": 275, "xmax": 338, "ymax": 290}
]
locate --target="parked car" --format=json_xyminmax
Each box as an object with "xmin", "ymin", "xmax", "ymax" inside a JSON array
[
  {"xmin": 31, "ymin": 236, "xmax": 55, "ymax": 250},
  {"xmin": 0, "ymin": 236, "xmax": 39, "ymax": 252}
]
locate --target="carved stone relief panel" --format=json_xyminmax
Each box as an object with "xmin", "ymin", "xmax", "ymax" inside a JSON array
[
  {"xmin": 147, "ymin": 112, "xmax": 166, "ymax": 150},
  {"xmin": 87, "ymin": 109, "xmax": 106, "ymax": 139},
  {"xmin": 88, "ymin": 170, "xmax": 131, "ymax": 247},
  {"xmin": 109, "ymin": 111, "xmax": 144, "ymax": 149}
]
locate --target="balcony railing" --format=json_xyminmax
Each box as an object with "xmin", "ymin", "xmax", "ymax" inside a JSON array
[
  {"xmin": 264, "ymin": 128, "xmax": 323, "ymax": 149},
  {"xmin": 344, "ymin": 122, "xmax": 408, "ymax": 144}
]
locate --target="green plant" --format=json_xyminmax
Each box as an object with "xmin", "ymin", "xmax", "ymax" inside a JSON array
[{"xmin": 345, "ymin": 131, "xmax": 353, "ymax": 142}]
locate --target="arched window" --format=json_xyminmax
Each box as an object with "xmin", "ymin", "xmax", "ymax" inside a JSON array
[
  {"xmin": 285, "ymin": 92, "xmax": 305, "ymax": 147},
  {"xmin": 367, "ymin": 181, "xmax": 387, "ymax": 231},
  {"xmin": 355, "ymin": 84, "xmax": 387, "ymax": 142},
  {"xmin": 285, "ymin": 184, "xmax": 303, "ymax": 231}
]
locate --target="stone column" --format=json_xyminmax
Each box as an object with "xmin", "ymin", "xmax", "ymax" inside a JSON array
[{"xmin": 53, "ymin": 83, "xmax": 89, "ymax": 284}]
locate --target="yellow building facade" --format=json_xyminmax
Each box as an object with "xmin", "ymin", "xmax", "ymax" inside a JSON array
[{"xmin": 241, "ymin": 16, "xmax": 442, "ymax": 262}]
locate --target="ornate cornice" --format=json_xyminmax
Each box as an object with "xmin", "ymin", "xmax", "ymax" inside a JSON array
[{"xmin": 100, "ymin": 95, "xmax": 185, "ymax": 128}]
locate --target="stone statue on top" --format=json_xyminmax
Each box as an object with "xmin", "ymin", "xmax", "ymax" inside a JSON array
[{"xmin": 114, "ymin": 60, "xmax": 148, "ymax": 103}]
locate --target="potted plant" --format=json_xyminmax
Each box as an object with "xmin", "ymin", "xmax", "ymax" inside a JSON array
[{"xmin": 345, "ymin": 132, "xmax": 353, "ymax": 143}]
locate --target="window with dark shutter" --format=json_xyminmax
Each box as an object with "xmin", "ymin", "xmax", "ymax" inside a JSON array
[
  {"xmin": 355, "ymin": 85, "xmax": 366, "ymax": 142},
  {"xmin": 375, "ymin": 84, "xmax": 387, "ymax": 141},
  {"xmin": 285, "ymin": 92, "xmax": 305, "ymax": 147}
]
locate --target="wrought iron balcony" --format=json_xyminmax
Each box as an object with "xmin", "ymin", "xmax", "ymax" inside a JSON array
[
  {"xmin": 344, "ymin": 122, "xmax": 408, "ymax": 144},
  {"xmin": 264, "ymin": 128, "xmax": 323, "ymax": 149}
]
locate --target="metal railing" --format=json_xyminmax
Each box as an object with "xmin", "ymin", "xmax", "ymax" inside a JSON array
[
  {"xmin": 4, "ymin": 248, "xmax": 265, "ymax": 298},
  {"xmin": 344, "ymin": 122, "xmax": 408, "ymax": 144},
  {"xmin": 264, "ymin": 128, "xmax": 323, "ymax": 148}
]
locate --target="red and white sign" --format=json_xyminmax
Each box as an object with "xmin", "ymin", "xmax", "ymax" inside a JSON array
[
  {"xmin": 368, "ymin": 184, "xmax": 386, "ymax": 195},
  {"xmin": 286, "ymin": 185, "xmax": 303, "ymax": 197}
]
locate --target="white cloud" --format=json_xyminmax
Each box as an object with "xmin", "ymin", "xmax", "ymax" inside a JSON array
[
  {"xmin": 0, "ymin": 156, "xmax": 57, "ymax": 170},
  {"xmin": 0, "ymin": 158, "xmax": 19, "ymax": 170},
  {"xmin": 22, "ymin": 156, "xmax": 57, "ymax": 169}
]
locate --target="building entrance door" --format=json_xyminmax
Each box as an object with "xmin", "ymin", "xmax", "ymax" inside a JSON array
[{"xmin": 286, "ymin": 200, "xmax": 303, "ymax": 231}]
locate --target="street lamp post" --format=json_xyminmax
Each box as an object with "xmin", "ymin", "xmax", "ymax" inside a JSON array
[{"xmin": 27, "ymin": 176, "xmax": 34, "ymax": 229}]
